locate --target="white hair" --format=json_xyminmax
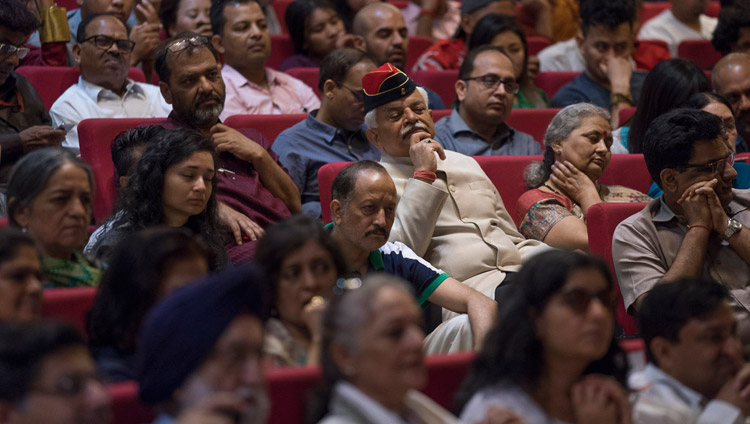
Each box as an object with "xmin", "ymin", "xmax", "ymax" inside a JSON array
[{"xmin": 364, "ymin": 86, "xmax": 429, "ymax": 129}]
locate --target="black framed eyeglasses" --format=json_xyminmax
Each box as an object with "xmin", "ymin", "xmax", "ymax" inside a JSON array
[
  {"xmin": 82, "ymin": 35, "xmax": 135, "ymax": 52},
  {"xmin": 167, "ymin": 35, "xmax": 209, "ymax": 54},
  {"xmin": 676, "ymin": 153, "xmax": 735, "ymax": 175},
  {"xmin": 463, "ymin": 73, "xmax": 519, "ymax": 94},
  {"xmin": 558, "ymin": 288, "xmax": 616, "ymax": 315},
  {"xmin": 0, "ymin": 42, "xmax": 30, "ymax": 59},
  {"xmin": 336, "ymin": 83, "xmax": 364, "ymax": 103}
]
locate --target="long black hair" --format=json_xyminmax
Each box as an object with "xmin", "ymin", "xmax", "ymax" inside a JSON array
[
  {"xmin": 286, "ymin": 0, "xmax": 340, "ymax": 56},
  {"xmin": 468, "ymin": 14, "xmax": 528, "ymax": 84}
]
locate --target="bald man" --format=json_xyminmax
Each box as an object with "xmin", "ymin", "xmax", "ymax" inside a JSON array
[{"xmin": 713, "ymin": 53, "xmax": 750, "ymax": 153}]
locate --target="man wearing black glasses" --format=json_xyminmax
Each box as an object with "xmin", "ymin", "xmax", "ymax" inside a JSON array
[
  {"xmin": 614, "ymin": 108, "xmax": 750, "ymax": 340},
  {"xmin": 49, "ymin": 12, "xmax": 171, "ymax": 152},
  {"xmin": 434, "ymin": 45, "xmax": 541, "ymax": 156}
]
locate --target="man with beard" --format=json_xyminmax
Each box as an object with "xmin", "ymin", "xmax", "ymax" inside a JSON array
[
  {"xmin": 154, "ymin": 32, "xmax": 300, "ymax": 262},
  {"xmin": 137, "ymin": 265, "xmax": 269, "ymax": 424},
  {"xmin": 329, "ymin": 160, "xmax": 497, "ymax": 352},
  {"xmin": 49, "ymin": 13, "xmax": 171, "ymax": 152},
  {"xmin": 632, "ymin": 278, "xmax": 750, "ymax": 423},
  {"xmin": 713, "ymin": 53, "xmax": 750, "ymax": 153},
  {"xmin": 273, "ymin": 48, "xmax": 380, "ymax": 218}
]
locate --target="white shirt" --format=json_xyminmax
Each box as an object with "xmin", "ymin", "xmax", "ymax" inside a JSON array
[
  {"xmin": 637, "ymin": 10, "xmax": 718, "ymax": 57},
  {"xmin": 538, "ymin": 38, "xmax": 585, "ymax": 72},
  {"xmin": 630, "ymin": 363, "xmax": 746, "ymax": 424},
  {"xmin": 50, "ymin": 77, "xmax": 172, "ymax": 152}
]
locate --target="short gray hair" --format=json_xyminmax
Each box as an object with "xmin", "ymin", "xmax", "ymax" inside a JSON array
[
  {"xmin": 525, "ymin": 103, "xmax": 610, "ymax": 188},
  {"xmin": 364, "ymin": 86, "xmax": 429, "ymax": 129}
]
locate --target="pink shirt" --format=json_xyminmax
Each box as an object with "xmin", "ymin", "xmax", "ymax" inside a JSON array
[{"xmin": 219, "ymin": 65, "xmax": 320, "ymax": 119}]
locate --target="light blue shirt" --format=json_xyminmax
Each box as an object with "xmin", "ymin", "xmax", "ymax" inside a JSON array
[{"xmin": 434, "ymin": 109, "xmax": 541, "ymax": 156}]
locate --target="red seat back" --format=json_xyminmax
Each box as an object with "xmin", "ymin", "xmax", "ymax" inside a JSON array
[
  {"xmin": 598, "ymin": 154, "xmax": 652, "ymax": 194},
  {"xmin": 412, "ymin": 70, "xmax": 458, "ymax": 109},
  {"xmin": 618, "ymin": 106, "xmax": 637, "ymax": 127},
  {"xmin": 223, "ymin": 114, "xmax": 307, "ymax": 144},
  {"xmin": 319, "ymin": 161, "xmax": 352, "ymax": 223},
  {"xmin": 527, "ymin": 36, "xmax": 552, "ymax": 56},
  {"xmin": 15, "ymin": 66, "xmax": 146, "ymax": 111},
  {"xmin": 473, "ymin": 155, "xmax": 543, "ymax": 226},
  {"xmin": 285, "ymin": 67, "xmax": 321, "ymax": 97},
  {"xmin": 110, "ymin": 381, "xmax": 155, "ymax": 424},
  {"xmin": 640, "ymin": 2, "xmax": 720, "ymax": 24},
  {"xmin": 587, "ymin": 202, "xmax": 648, "ymax": 336},
  {"xmin": 422, "ymin": 351, "xmax": 476, "ymax": 409},
  {"xmin": 78, "ymin": 118, "xmax": 165, "ymax": 223},
  {"xmin": 42, "ymin": 286, "xmax": 98, "ymax": 337},
  {"xmin": 506, "ymin": 108, "xmax": 561, "ymax": 146},
  {"xmin": 271, "ymin": 0, "xmax": 294, "ymax": 34},
  {"xmin": 267, "ymin": 366, "xmax": 322, "ymax": 424},
  {"xmin": 56, "ymin": 0, "xmax": 79, "ymax": 9},
  {"xmin": 268, "ymin": 35, "xmax": 295, "ymax": 70},
  {"xmin": 407, "ymin": 36, "xmax": 435, "ymax": 73},
  {"xmin": 678, "ymin": 39, "xmax": 722, "ymax": 70},
  {"xmin": 535, "ymin": 71, "xmax": 579, "ymax": 99}
]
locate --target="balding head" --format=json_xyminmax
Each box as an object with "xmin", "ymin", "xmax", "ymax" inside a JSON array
[
  {"xmin": 713, "ymin": 52, "xmax": 750, "ymax": 92},
  {"xmin": 713, "ymin": 52, "xmax": 750, "ymax": 146},
  {"xmin": 353, "ymin": 3, "xmax": 408, "ymax": 69}
]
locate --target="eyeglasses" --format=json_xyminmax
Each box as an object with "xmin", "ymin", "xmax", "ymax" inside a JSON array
[
  {"xmin": 0, "ymin": 43, "xmax": 30, "ymax": 59},
  {"xmin": 676, "ymin": 153, "xmax": 735, "ymax": 175},
  {"xmin": 31, "ymin": 373, "xmax": 105, "ymax": 398},
  {"xmin": 82, "ymin": 35, "xmax": 135, "ymax": 52},
  {"xmin": 463, "ymin": 74, "xmax": 519, "ymax": 94},
  {"xmin": 337, "ymin": 83, "xmax": 364, "ymax": 103},
  {"xmin": 167, "ymin": 35, "xmax": 209, "ymax": 54},
  {"xmin": 558, "ymin": 288, "xmax": 615, "ymax": 314}
]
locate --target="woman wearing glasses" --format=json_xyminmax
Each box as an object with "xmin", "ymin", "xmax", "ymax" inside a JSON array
[
  {"xmin": 518, "ymin": 103, "xmax": 650, "ymax": 252},
  {"xmin": 458, "ymin": 250, "xmax": 632, "ymax": 424}
]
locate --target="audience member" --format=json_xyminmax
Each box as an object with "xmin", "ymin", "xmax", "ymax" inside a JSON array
[
  {"xmin": 352, "ymin": 2, "xmax": 446, "ymax": 109},
  {"xmin": 401, "ymin": 0, "xmax": 460, "ymax": 40},
  {"xmin": 364, "ymin": 63, "xmax": 547, "ymax": 297},
  {"xmin": 281, "ymin": 0, "xmax": 361, "ymax": 71},
  {"xmin": 518, "ymin": 104, "xmax": 650, "ymax": 251},
  {"xmin": 638, "ymin": 0, "xmax": 718, "ymax": 58},
  {"xmin": 19, "ymin": 0, "xmax": 70, "ymax": 66},
  {"xmin": 86, "ymin": 128, "xmax": 227, "ymax": 269},
  {"xmin": 517, "ymin": 0, "xmax": 578, "ymax": 42},
  {"xmin": 458, "ymin": 250, "xmax": 631, "ymax": 424},
  {"xmin": 210, "ymin": 0, "xmax": 320, "ymax": 117},
  {"xmin": 332, "ymin": 0, "xmax": 376, "ymax": 31},
  {"xmin": 712, "ymin": 0, "xmax": 750, "ymax": 55},
  {"xmin": 136, "ymin": 264, "xmax": 269, "ymax": 424},
  {"xmin": 0, "ymin": 0, "xmax": 66, "ymax": 192},
  {"xmin": 0, "ymin": 321, "xmax": 112, "ymax": 424},
  {"xmin": 154, "ymin": 32, "xmax": 301, "ymax": 261},
  {"xmin": 49, "ymin": 13, "xmax": 171, "ymax": 153},
  {"xmin": 612, "ymin": 58, "xmax": 710, "ymax": 155},
  {"xmin": 310, "ymin": 275, "xmax": 459, "ymax": 423},
  {"xmin": 713, "ymin": 53, "xmax": 750, "ymax": 153},
  {"xmin": 274, "ymin": 48, "xmax": 379, "ymax": 217},
  {"xmin": 411, "ymin": 0, "xmax": 514, "ymax": 72},
  {"xmin": 160, "ymin": 0, "xmax": 213, "ymax": 38},
  {"xmin": 613, "ymin": 109, "xmax": 750, "ymax": 337},
  {"xmin": 7, "ymin": 148, "xmax": 101, "ymax": 288},
  {"xmin": 329, "ymin": 161, "xmax": 497, "ymax": 352},
  {"xmin": 88, "ymin": 227, "xmax": 212, "ymax": 383},
  {"xmin": 632, "ymin": 278, "xmax": 750, "ymax": 422},
  {"xmin": 256, "ymin": 214, "xmax": 347, "ymax": 367},
  {"xmin": 111, "ymin": 125, "xmax": 164, "ymax": 190},
  {"xmin": 550, "ymin": 0, "xmax": 645, "ymax": 123},
  {"xmin": 435, "ymin": 46, "xmax": 541, "ymax": 156},
  {"xmin": 0, "ymin": 228, "xmax": 42, "ymax": 323},
  {"xmin": 468, "ymin": 13, "xmax": 548, "ymax": 109}
]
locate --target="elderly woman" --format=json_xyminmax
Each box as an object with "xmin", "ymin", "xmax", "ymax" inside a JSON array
[
  {"xmin": 311, "ymin": 275, "xmax": 459, "ymax": 423},
  {"xmin": 256, "ymin": 214, "xmax": 347, "ymax": 367},
  {"xmin": 517, "ymin": 103, "xmax": 651, "ymax": 251},
  {"xmin": 458, "ymin": 250, "xmax": 632, "ymax": 424},
  {"xmin": 7, "ymin": 148, "xmax": 101, "ymax": 287},
  {"xmin": 0, "ymin": 228, "xmax": 43, "ymax": 322}
]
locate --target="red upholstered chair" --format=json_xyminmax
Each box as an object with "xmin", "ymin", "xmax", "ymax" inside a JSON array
[
  {"xmin": 15, "ymin": 66, "xmax": 146, "ymax": 111},
  {"xmin": 618, "ymin": 106, "xmax": 637, "ymax": 127},
  {"xmin": 285, "ymin": 67, "xmax": 321, "ymax": 97},
  {"xmin": 268, "ymin": 35, "xmax": 295, "ymax": 70},
  {"xmin": 42, "ymin": 287, "xmax": 98, "ymax": 338},
  {"xmin": 431, "ymin": 109, "xmax": 451, "ymax": 122},
  {"xmin": 271, "ymin": 0, "xmax": 294, "ymax": 33},
  {"xmin": 407, "ymin": 36, "xmax": 435, "ymax": 73},
  {"xmin": 422, "ymin": 351, "xmax": 476, "ymax": 409},
  {"xmin": 527, "ymin": 36, "xmax": 552, "ymax": 56},
  {"xmin": 78, "ymin": 118, "xmax": 164, "ymax": 223},
  {"xmin": 110, "ymin": 382, "xmax": 156, "ymax": 424},
  {"xmin": 620, "ymin": 338, "xmax": 647, "ymax": 371},
  {"xmin": 598, "ymin": 154, "xmax": 652, "ymax": 194},
  {"xmin": 535, "ymin": 71, "xmax": 579, "ymax": 99},
  {"xmin": 0, "ymin": 218, "xmax": 7, "ymax": 227},
  {"xmin": 587, "ymin": 202, "xmax": 648, "ymax": 336},
  {"xmin": 267, "ymin": 366, "xmax": 322, "ymax": 424},
  {"xmin": 678, "ymin": 39, "xmax": 722, "ymax": 70},
  {"xmin": 412, "ymin": 70, "xmax": 458, "ymax": 108},
  {"xmin": 706, "ymin": 1, "xmax": 721, "ymax": 17},
  {"xmin": 319, "ymin": 161, "xmax": 352, "ymax": 223},
  {"xmin": 223, "ymin": 114, "xmax": 307, "ymax": 144},
  {"xmin": 506, "ymin": 108, "xmax": 561, "ymax": 146},
  {"xmin": 56, "ymin": 0, "xmax": 79, "ymax": 9},
  {"xmin": 388, "ymin": 0, "xmax": 410, "ymax": 8},
  {"xmin": 640, "ymin": 2, "xmax": 670, "ymax": 24},
  {"xmin": 473, "ymin": 155, "xmax": 543, "ymax": 226}
]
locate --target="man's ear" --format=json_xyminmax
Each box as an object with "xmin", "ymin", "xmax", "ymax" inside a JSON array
[
  {"xmin": 211, "ymin": 34, "xmax": 225, "ymax": 54},
  {"xmin": 649, "ymin": 337, "xmax": 674, "ymax": 371},
  {"xmin": 323, "ymin": 79, "xmax": 337, "ymax": 101},
  {"xmin": 660, "ymin": 169, "xmax": 679, "ymax": 195},
  {"xmin": 118, "ymin": 175, "xmax": 130, "ymax": 189},
  {"xmin": 576, "ymin": 28, "xmax": 584, "ymax": 51},
  {"xmin": 366, "ymin": 128, "xmax": 381, "ymax": 149},
  {"xmin": 455, "ymin": 79, "xmax": 467, "ymax": 103},
  {"xmin": 159, "ymin": 81, "xmax": 174, "ymax": 105},
  {"xmin": 72, "ymin": 43, "xmax": 82, "ymax": 67},
  {"xmin": 330, "ymin": 340, "xmax": 355, "ymax": 379},
  {"xmin": 330, "ymin": 199, "xmax": 344, "ymax": 225},
  {"xmin": 459, "ymin": 14, "xmax": 473, "ymax": 34}
]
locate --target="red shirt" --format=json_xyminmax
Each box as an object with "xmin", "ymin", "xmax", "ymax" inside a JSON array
[{"xmin": 412, "ymin": 38, "xmax": 466, "ymax": 73}]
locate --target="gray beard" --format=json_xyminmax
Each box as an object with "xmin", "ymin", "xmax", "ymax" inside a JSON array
[{"xmin": 193, "ymin": 104, "xmax": 224, "ymax": 127}]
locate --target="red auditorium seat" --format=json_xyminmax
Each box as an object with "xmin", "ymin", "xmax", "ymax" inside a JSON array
[
  {"xmin": 641, "ymin": 2, "xmax": 720, "ymax": 24},
  {"xmin": 422, "ymin": 351, "xmax": 476, "ymax": 409},
  {"xmin": 56, "ymin": 0, "xmax": 79, "ymax": 9},
  {"xmin": 78, "ymin": 118, "xmax": 164, "ymax": 223},
  {"xmin": 587, "ymin": 202, "xmax": 648, "ymax": 336},
  {"xmin": 412, "ymin": 69, "xmax": 458, "ymax": 108},
  {"xmin": 268, "ymin": 35, "xmax": 295, "ymax": 70},
  {"xmin": 535, "ymin": 71, "xmax": 579, "ymax": 99},
  {"xmin": 267, "ymin": 366, "xmax": 322, "ymax": 424},
  {"xmin": 110, "ymin": 382, "xmax": 155, "ymax": 424},
  {"xmin": 678, "ymin": 39, "xmax": 722, "ymax": 70},
  {"xmin": 223, "ymin": 113, "xmax": 307, "ymax": 143},
  {"xmin": 271, "ymin": 0, "xmax": 294, "ymax": 33},
  {"xmin": 0, "ymin": 217, "xmax": 7, "ymax": 227},
  {"xmin": 319, "ymin": 161, "xmax": 351, "ymax": 223},
  {"xmin": 506, "ymin": 108, "xmax": 560, "ymax": 145},
  {"xmin": 388, "ymin": 0, "xmax": 410, "ymax": 8},
  {"xmin": 285, "ymin": 67, "xmax": 321, "ymax": 97},
  {"xmin": 15, "ymin": 66, "xmax": 146, "ymax": 111},
  {"xmin": 42, "ymin": 286, "xmax": 97, "ymax": 337},
  {"xmin": 527, "ymin": 36, "xmax": 552, "ymax": 56},
  {"xmin": 407, "ymin": 36, "xmax": 435, "ymax": 73},
  {"xmin": 598, "ymin": 154, "xmax": 652, "ymax": 194},
  {"xmin": 618, "ymin": 106, "xmax": 637, "ymax": 127},
  {"xmin": 474, "ymin": 155, "xmax": 543, "ymax": 226}
]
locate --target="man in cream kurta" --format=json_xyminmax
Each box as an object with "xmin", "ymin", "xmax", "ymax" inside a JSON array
[{"xmin": 361, "ymin": 62, "xmax": 548, "ymax": 297}]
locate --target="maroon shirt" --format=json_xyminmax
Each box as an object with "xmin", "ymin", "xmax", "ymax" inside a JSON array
[{"xmin": 157, "ymin": 113, "xmax": 292, "ymax": 262}]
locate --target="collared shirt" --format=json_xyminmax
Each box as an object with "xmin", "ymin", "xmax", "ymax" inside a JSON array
[
  {"xmin": 402, "ymin": 0, "xmax": 461, "ymax": 40},
  {"xmin": 551, "ymin": 71, "xmax": 647, "ymax": 111},
  {"xmin": 272, "ymin": 111, "xmax": 380, "ymax": 217},
  {"xmin": 434, "ymin": 109, "xmax": 542, "ymax": 156},
  {"xmin": 630, "ymin": 363, "xmax": 745, "ymax": 424},
  {"xmin": 219, "ymin": 65, "xmax": 320, "ymax": 119},
  {"xmin": 50, "ymin": 77, "xmax": 172, "ymax": 152},
  {"xmin": 613, "ymin": 192, "xmax": 750, "ymax": 313},
  {"xmin": 638, "ymin": 10, "xmax": 718, "ymax": 57}
]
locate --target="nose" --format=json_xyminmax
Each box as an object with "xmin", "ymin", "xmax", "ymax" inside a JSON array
[
  {"xmin": 403, "ymin": 107, "xmax": 419, "ymax": 124},
  {"xmin": 249, "ymin": 23, "xmax": 262, "ymax": 39},
  {"xmin": 722, "ymin": 159, "xmax": 738, "ymax": 181},
  {"xmin": 406, "ymin": 324, "xmax": 425, "ymax": 348},
  {"xmin": 587, "ymin": 296, "xmax": 611, "ymax": 322},
  {"xmin": 372, "ymin": 207, "xmax": 387, "ymax": 227},
  {"xmin": 392, "ymin": 31, "xmax": 404, "ymax": 47},
  {"xmin": 299, "ymin": 267, "xmax": 319, "ymax": 290},
  {"xmin": 192, "ymin": 176, "xmax": 207, "ymax": 192},
  {"xmin": 67, "ymin": 196, "xmax": 88, "ymax": 219},
  {"xmin": 84, "ymin": 379, "xmax": 111, "ymax": 413},
  {"xmin": 721, "ymin": 334, "xmax": 743, "ymax": 360},
  {"xmin": 594, "ymin": 137, "xmax": 609, "ymax": 153},
  {"xmin": 25, "ymin": 273, "xmax": 43, "ymax": 296}
]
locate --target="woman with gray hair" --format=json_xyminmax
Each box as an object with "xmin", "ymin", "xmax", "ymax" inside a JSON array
[{"xmin": 516, "ymin": 103, "xmax": 650, "ymax": 251}]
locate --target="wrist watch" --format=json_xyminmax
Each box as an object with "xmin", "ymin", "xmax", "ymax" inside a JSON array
[{"xmin": 721, "ymin": 218, "xmax": 743, "ymax": 241}]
